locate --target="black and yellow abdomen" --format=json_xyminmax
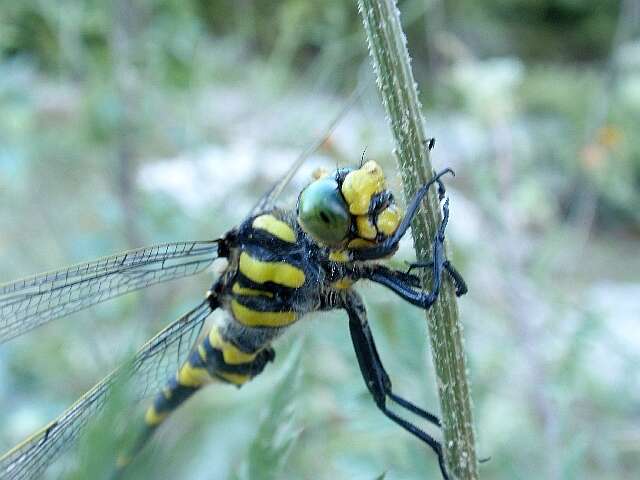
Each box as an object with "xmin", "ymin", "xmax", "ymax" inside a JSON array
[
  {"xmin": 117, "ymin": 320, "xmax": 273, "ymax": 473},
  {"xmin": 119, "ymin": 211, "xmax": 323, "ymax": 474},
  {"xmin": 141, "ymin": 321, "xmax": 271, "ymax": 424}
]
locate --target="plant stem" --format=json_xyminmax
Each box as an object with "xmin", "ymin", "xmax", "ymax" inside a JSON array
[{"xmin": 356, "ymin": 1, "xmax": 478, "ymax": 478}]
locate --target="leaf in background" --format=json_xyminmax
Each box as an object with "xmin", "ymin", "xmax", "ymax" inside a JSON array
[
  {"xmin": 234, "ymin": 339, "xmax": 304, "ymax": 480},
  {"xmin": 65, "ymin": 367, "xmax": 141, "ymax": 480}
]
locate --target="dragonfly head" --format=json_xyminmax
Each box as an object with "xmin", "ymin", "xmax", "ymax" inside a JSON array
[{"xmin": 297, "ymin": 160, "xmax": 402, "ymax": 256}]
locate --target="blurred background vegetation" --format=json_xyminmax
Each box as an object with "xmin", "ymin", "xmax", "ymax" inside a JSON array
[{"xmin": 1, "ymin": 0, "xmax": 639, "ymax": 479}]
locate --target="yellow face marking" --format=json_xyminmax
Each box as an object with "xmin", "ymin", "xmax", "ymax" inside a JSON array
[
  {"xmin": 348, "ymin": 238, "xmax": 375, "ymax": 249},
  {"xmin": 232, "ymin": 282, "xmax": 273, "ymax": 297},
  {"xmin": 355, "ymin": 215, "xmax": 377, "ymax": 239},
  {"xmin": 252, "ymin": 214, "xmax": 296, "ymax": 243},
  {"xmin": 231, "ymin": 299, "xmax": 297, "ymax": 327},
  {"xmin": 239, "ymin": 252, "xmax": 305, "ymax": 288},
  {"xmin": 329, "ymin": 250, "xmax": 350, "ymax": 262},
  {"xmin": 217, "ymin": 371, "xmax": 250, "ymax": 385},
  {"xmin": 144, "ymin": 405, "xmax": 169, "ymax": 427},
  {"xmin": 331, "ymin": 278, "xmax": 354, "ymax": 289},
  {"xmin": 176, "ymin": 361, "xmax": 211, "ymax": 388},
  {"xmin": 209, "ymin": 327, "xmax": 258, "ymax": 365},
  {"xmin": 341, "ymin": 161, "xmax": 385, "ymax": 215},
  {"xmin": 377, "ymin": 205, "xmax": 402, "ymax": 236}
]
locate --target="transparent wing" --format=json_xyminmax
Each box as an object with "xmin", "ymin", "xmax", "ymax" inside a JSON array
[
  {"xmin": 0, "ymin": 298, "xmax": 213, "ymax": 480},
  {"xmin": 250, "ymin": 85, "xmax": 364, "ymax": 216},
  {"xmin": 0, "ymin": 240, "xmax": 219, "ymax": 343}
]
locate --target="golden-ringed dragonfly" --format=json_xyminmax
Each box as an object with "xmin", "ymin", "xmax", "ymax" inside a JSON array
[{"xmin": 0, "ymin": 108, "xmax": 467, "ymax": 480}]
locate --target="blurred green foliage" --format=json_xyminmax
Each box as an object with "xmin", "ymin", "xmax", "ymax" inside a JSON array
[
  {"xmin": 449, "ymin": 0, "xmax": 619, "ymax": 60},
  {"xmin": 1, "ymin": 1, "xmax": 639, "ymax": 480}
]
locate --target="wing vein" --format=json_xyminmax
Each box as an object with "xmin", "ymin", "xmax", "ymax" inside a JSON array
[
  {"xmin": 0, "ymin": 299, "xmax": 213, "ymax": 480},
  {"xmin": 0, "ymin": 241, "xmax": 218, "ymax": 343}
]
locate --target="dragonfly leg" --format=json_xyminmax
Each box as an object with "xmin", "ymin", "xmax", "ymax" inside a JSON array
[
  {"xmin": 342, "ymin": 291, "xmax": 448, "ymax": 480},
  {"xmin": 406, "ymin": 259, "xmax": 468, "ymax": 297},
  {"xmin": 350, "ymin": 169, "xmax": 454, "ymax": 261},
  {"xmin": 356, "ymin": 202, "xmax": 465, "ymax": 308}
]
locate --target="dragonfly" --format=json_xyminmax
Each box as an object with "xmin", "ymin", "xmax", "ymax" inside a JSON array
[{"xmin": 0, "ymin": 96, "xmax": 467, "ymax": 480}]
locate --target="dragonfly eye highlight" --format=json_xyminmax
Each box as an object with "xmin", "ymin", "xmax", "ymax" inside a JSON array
[{"xmin": 297, "ymin": 178, "xmax": 351, "ymax": 246}]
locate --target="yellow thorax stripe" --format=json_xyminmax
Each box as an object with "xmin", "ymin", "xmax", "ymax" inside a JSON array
[
  {"xmin": 231, "ymin": 299, "xmax": 297, "ymax": 327},
  {"xmin": 232, "ymin": 282, "xmax": 273, "ymax": 297},
  {"xmin": 209, "ymin": 327, "xmax": 258, "ymax": 364},
  {"xmin": 329, "ymin": 250, "xmax": 350, "ymax": 262},
  {"xmin": 331, "ymin": 278, "xmax": 354, "ymax": 289},
  {"xmin": 252, "ymin": 214, "xmax": 296, "ymax": 243},
  {"xmin": 239, "ymin": 252, "xmax": 305, "ymax": 288}
]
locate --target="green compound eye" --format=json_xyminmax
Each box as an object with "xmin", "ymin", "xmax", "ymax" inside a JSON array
[{"xmin": 297, "ymin": 178, "xmax": 351, "ymax": 246}]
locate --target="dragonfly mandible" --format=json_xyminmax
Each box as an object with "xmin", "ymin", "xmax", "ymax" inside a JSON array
[{"xmin": 0, "ymin": 96, "xmax": 467, "ymax": 480}]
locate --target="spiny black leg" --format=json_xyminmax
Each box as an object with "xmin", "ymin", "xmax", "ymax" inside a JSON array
[
  {"xmin": 438, "ymin": 197, "xmax": 450, "ymax": 240},
  {"xmin": 381, "ymin": 406, "xmax": 448, "ymax": 480},
  {"xmin": 437, "ymin": 179, "xmax": 446, "ymax": 201},
  {"xmin": 406, "ymin": 260, "xmax": 468, "ymax": 297},
  {"xmin": 386, "ymin": 391, "xmax": 441, "ymax": 426},
  {"xmin": 420, "ymin": 139, "xmax": 447, "ymax": 200},
  {"xmin": 443, "ymin": 260, "xmax": 467, "ymax": 296},
  {"xmin": 406, "ymin": 260, "xmax": 434, "ymax": 274},
  {"xmin": 403, "ymin": 197, "xmax": 457, "ymax": 304},
  {"xmin": 403, "ymin": 195, "xmax": 466, "ymax": 297},
  {"xmin": 402, "ymin": 170, "xmax": 454, "ymax": 244},
  {"xmin": 346, "ymin": 303, "xmax": 442, "ymax": 428},
  {"xmin": 356, "ymin": 197, "xmax": 457, "ymax": 309},
  {"xmin": 416, "ymin": 197, "xmax": 449, "ymax": 307},
  {"xmin": 343, "ymin": 292, "xmax": 448, "ymax": 479},
  {"xmin": 361, "ymin": 265, "xmax": 436, "ymax": 308},
  {"xmin": 360, "ymin": 320, "xmax": 440, "ymax": 426}
]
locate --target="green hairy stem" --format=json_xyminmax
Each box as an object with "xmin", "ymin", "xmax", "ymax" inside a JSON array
[{"xmin": 356, "ymin": 0, "xmax": 479, "ymax": 478}]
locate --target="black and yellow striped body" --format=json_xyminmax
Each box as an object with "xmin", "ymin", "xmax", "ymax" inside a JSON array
[
  {"xmin": 0, "ymin": 151, "xmax": 460, "ymax": 480},
  {"xmin": 223, "ymin": 211, "xmax": 324, "ymax": 343},
  {"xmin": 118, "ymin": 161, "xmax": 411, "ymax": 474},
  {"xmin": 131, "ymin": 211, "xmax": 326, "ymax": 455}
]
